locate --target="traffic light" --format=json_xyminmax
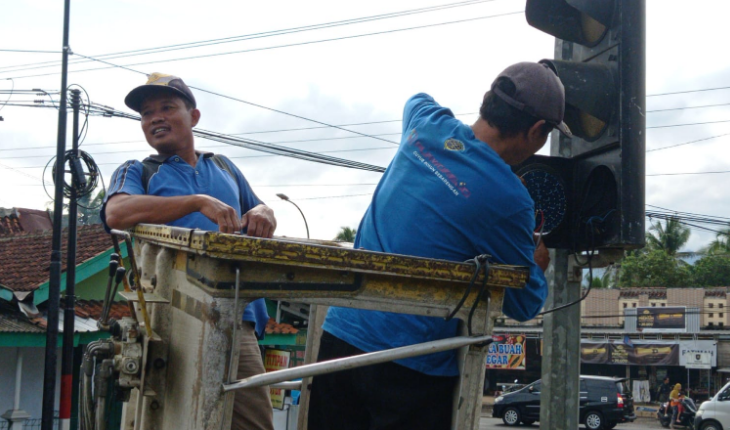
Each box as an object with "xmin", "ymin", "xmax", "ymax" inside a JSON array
[{"xmin": 516, "ymin": 0, "xmax": 646, "ymax": 252}]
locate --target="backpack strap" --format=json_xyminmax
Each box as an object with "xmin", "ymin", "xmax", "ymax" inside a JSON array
[
  {"xmin": 140, "ymin": 158, "xmax": 164, "ymax": 194},
  {"xmin": 210, "ymin": 154, "xmax": 246, "ymax": 215},
  {"xmin": 140, "ymin": 154, "xmax": 246, "ymax": 215}
]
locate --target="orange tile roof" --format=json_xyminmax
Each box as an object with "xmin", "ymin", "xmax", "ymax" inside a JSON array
[{"xmin": 0, "ymin": 224, "xmax": 112, "ymax": 293}]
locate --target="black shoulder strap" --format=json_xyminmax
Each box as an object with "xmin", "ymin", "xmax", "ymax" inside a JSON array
[
  {"xmin": 140, "ymin": 158, "xmax": 163, "ymax": 194},
  {"xmin": 140, "ymin": 155, "xmax": 246, "ymax": 214},
  {"xmin": 211, "ymin": 154, "xmax": 246, "ymax": 215}
]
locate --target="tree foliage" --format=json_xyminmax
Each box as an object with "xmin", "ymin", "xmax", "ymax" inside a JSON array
[
  {"xmin": 693, "ymin": 255, "xmax": 730, "ymax": 287},
  {"xmin": 334, "ymin": 226, "xmax": 357, "ymax": 242},
  {"xmin": 702, "ymin": 226, "xmax": 730, "ymax": 255},
  {"xmin": 645, "ymin": 217, "xmax": 690, "ymax": 256},
  {"xmin": 618, "ymin": 249, "xmax": 692, "ymax": 288}
]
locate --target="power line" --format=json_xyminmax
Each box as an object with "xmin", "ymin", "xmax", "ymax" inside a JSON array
[
  {"xmin": 3, "ymin": 11, "xmax": 524, "ymax": 81},
  {"xmin": 648, "ymin": 102, "xmax": 730, "ymax": 114},
  {"xmin": 0, "ymin": 48, "xmax": 60, "ymax": 54},
  {"xmin": 647, "ymin": 86, "xmax": 730, "ymax": 98},
  {"xmin": 647, "ymin": 133, "xmax": 730, "ymax": 152},
  {"xmin": 647, "ymin": 119, "xmax": 730, "ymax": 129},
  {"xmin": 189, "ymin": 86, "xmax": 400, "ymax": 145},
  {"xmin": 647, "ymin": 170, "xmax": 730, "ymax": 177},
  {"xmin": 0, "ymin": 0, "xmax": 498, "ymax": 74}
]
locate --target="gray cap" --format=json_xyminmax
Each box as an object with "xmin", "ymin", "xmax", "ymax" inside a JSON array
[
  {"xmin": 125, "ymin": 73, "xmax": 196, "ymax": 112},
  {"xmin": 491, "ymin": 60, "xmax": 572, "ymax": 137}
]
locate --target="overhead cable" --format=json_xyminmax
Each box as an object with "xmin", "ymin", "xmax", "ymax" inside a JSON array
[
  {"xmin": 0, "ymin": 0, "xmax": 498, "ymax": 74},
  {"xmin": 3, "ymin": 11, "xmax": 524, "ymax": 81}
]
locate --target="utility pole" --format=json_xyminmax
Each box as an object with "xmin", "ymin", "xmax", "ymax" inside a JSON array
[
  {"xmin": 59, "ymin": 89, "xmax": 81, "ymax": 430},
  {"xmin": 539, "ymin": 250, "xmax": 582, "ymax": 429},
  {"xmin": 42, "ymin": 0, "xmax": 71, "ymax": 429}
]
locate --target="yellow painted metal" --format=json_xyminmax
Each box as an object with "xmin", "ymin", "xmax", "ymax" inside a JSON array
[{"xmin": 130, "ymin": 225, "xmax": 529, "ymax": 290}]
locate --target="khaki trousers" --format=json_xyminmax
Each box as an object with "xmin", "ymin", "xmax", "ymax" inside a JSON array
[{"xmin": 231, "ymin": 322, "xmax": 274, "ymax": 430}]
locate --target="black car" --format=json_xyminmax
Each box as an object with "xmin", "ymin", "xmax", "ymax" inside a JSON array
[{"xmin": 492, "ymin": 375, "xmax": 636, "ymax": 429}]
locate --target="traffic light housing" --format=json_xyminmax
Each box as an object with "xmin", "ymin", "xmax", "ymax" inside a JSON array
[{"xmin": 518, "ymin": 0, "xmax": 645, "ymax": 252}]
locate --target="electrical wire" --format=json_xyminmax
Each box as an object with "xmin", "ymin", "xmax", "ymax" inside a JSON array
[
  {"xmin": 0, "ymin": 0, "xmax": 500, "ymax": 74},
  {"xmin": 3, "ymin": 11, "xmax": 524, "ymax": 81},
  {"xmin": 647, "ymin": 86, "xmax": 730, "ymax": 98},
  {"xmin": 0, "ymin": 48, "xmax": 60, "ymax": 54},
  {"xmin": 647, "ymin": 133, "xmax": 730, "ymax": 153},
  {"xmin": 0, "ymin": 78, "xmax": 14, "ymax": 114},
  {"xmin": 647, "ymin": 119, "xmax": 730, "ymax": 129},
  {"xmin": 647, "ymin": 170, "xmax": 730, "ymax": 177},
  {"xmin": 192, "ymin": 86, "xmax": 399, "ymax": 145}
]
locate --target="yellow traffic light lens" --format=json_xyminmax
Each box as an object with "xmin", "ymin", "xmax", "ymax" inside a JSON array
[
  {"xmin": 581, "ymin": 12, "xmax": 608, "ymax": 45},
  {"xmin": 579, "ymin": 111, "xmax": 607, "ymax": 140}
]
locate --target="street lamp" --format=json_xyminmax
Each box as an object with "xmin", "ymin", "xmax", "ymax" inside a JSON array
[{"xmin": 276, "ymin": 193, "xmax": 310, "ymax": 239}]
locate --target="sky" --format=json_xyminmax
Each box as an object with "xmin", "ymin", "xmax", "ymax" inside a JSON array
[{"xmin": 1, "ymin": 0, "xmax": 729, "ymax": 252}]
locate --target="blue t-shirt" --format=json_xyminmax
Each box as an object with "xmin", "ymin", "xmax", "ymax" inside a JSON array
[
  {"xmin": 102, "ymin": 151, "xmax": 269, "ymax": 339},
  {"xmin": 323, "ymin": 93, "xmax": 548, "ymax": 376}
]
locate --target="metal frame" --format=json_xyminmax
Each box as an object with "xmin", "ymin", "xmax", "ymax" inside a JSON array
[{"xmin": 120, "ymin": 225, "xmax": 529, "ymax": 430}]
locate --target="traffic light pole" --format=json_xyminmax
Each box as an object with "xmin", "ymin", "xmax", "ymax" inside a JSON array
[{"xmin": 539, "ymin": 249, "xmax": 582, "ymax": 430}]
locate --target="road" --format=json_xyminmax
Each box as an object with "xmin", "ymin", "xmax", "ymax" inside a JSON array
[{"xmin": 479, "ymin": 416, "xmax": 667, "ymax": 429}]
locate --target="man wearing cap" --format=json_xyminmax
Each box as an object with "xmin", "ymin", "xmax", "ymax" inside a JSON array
[
  {"xmin": 308, "ymin": 61, "xmax": 569, "ymax": 429},
  {"xmin": 103, "ymin": 73, "xmax": 276, "ymax": 430}
]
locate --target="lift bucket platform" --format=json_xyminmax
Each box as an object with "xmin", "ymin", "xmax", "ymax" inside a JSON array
[{"xmin": 120, "ymin": 224, "xmax": 529, "ymax": 430}]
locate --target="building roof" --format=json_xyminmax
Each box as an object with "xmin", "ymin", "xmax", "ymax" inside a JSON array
[
  {"xmin": 0, "ymin": 299, "xmax": 132, "ymax": 334},
  {"xmin": 0, "ymin": 224, "xmax": 111, "ymax": 293},
  {"xmin": 619, "ymin": 288, "xmax": 667, "ymax": 300},
  {"xmin": 0, "ymin": 207, "xmax": 53, "ymax": 236}
]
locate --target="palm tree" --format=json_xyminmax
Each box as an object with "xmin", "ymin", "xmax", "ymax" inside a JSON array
[
  {"xmin": 703, "ymin": 226, "xmax": 730, "ymax": 255},
  {"xmin": 645, "ymin": 217, "xmax": 690, "ymax": 256},
  {"xmin": 334, "ymin": 226, "xmax": 357, "ymax": 242}
]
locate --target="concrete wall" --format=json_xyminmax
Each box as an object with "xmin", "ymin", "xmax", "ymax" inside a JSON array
[{"xmin": 0, "ymin": 347, "xmax": 61, "ymax": 420}]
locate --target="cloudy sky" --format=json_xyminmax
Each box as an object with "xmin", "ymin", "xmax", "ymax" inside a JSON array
[{"xmin": 1, "ymin": 0, "xmax": 729, "ymax": 252}]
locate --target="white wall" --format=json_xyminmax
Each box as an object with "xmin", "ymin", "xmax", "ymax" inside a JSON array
[{"xmin": 0, "ymin": 347, "xmax": 62, "ymax": 420}]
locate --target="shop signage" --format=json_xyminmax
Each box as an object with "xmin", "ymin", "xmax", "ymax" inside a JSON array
[
  {"xmin": 580, "ymin": 341, "xmax": 679, "ymax": 366},
  {"xmin": 264, "ymin": 349, "xmax": 291, "ymax": 409},
  {"xmin": 680, "ymin": 341, "xmax": 717, "ymax": 368},
  {"xmin": 636, "ymin": 306, "xmax": 687, "ymax": 332},
  {"xmin": 487, "ymin": 334, "xmax": 526, "ymax": 369}
]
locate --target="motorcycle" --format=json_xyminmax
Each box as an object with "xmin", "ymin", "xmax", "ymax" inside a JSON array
[{"xmin": 657, "ymin": 397, "xmax": 697, "ymax": 429}]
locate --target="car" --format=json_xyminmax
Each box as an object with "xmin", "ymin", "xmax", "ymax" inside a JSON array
[
  {"xmin": 695, "ymin": 380, "xmax": 730, "ymax": 430},
  {"xmin": 492, "ymin": 375, "xmax": 636, "ymax": 429}
]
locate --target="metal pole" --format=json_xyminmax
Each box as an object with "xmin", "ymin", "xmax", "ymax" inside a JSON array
[
  {"xmin": 223, "ymin": 334, "xmax": 492, "ymax": 392},
  {"xmin": 42, "ymin": 1, "xmax": 71, "ymax": 428},
  {"xmin": 60, "ymin": 89, "xmax": 81, "ymax": 430},
  {"xmin": 287, "ymin": 200, "xmax": 309, "ymax": 240}
]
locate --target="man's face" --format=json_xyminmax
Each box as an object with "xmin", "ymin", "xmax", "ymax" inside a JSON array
[{"xmin": 139, "ymin": 93, "xmax": 200, "ymax": 155}]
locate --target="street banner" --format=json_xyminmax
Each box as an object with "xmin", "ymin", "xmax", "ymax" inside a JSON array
[
  {"xmin": 579, "ymin": 341, "xmax": 679, "ymax": 365},
  {"xmin": 581, "ymin": 342, "xmax": 610, "ymax": 364},
  {"xmin": 264, "ymin": 349, "xmax": 291, "ymax": 409},
  {"xmin": 487, "ymin": 334, "xmax": 526, "ymax": 369}
]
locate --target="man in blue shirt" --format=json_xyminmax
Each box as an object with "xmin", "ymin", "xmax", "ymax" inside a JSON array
[
  {"xmin": 103, "ymin": 73, "xmax": 276, "ymax": 430},
  {"xmin": 309, "ymin": 61, "xmax": 571, "ymax": 429}
]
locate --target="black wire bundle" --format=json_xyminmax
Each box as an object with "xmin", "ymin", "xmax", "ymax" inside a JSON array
[
  {"xmin": 50, "ymin": 149, "xmax": 101, "ymax": 199},
  {"xmin": 446, "ymin": 254, "xmax": 491, "ymax": 336}
]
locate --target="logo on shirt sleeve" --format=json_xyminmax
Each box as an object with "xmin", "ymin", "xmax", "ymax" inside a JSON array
[{"xmin": 444, "ymin": 138, "xmax": 465, "ymax": 152}]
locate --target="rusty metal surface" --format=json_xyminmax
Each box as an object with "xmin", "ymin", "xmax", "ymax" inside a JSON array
[{"xmin": 130, "ymin": 225, "xmax": 528, "ymax": 290}]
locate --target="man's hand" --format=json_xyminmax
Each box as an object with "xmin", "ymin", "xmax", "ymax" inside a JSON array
[
  {"xmin": 534, "ymin": 235, "xmax": 549, "ymax": 272},
  {"xmin": 197, "ymin": 195, "xmax": 242, "ymax": 234},
  {"xmin": 241, "ymin": 204, "xmax": 276, "ymax": 238}
]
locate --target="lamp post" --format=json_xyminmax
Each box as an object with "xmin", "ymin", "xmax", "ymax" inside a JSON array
[{"xmin": 276, "ymin": 193, "xmax": 309, "ymax": 239}]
